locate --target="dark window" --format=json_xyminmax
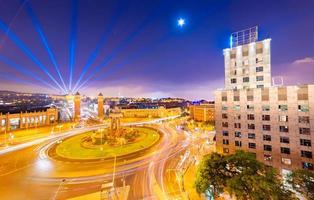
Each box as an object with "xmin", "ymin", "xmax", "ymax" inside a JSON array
[
  {"xmin": 301, "ymin": 151, "xmax": 312, "ymax": 159},
  {"xmin": 222, "ymin": 122, "xmax": 228, "ymax": 128},
  {"xmin": 279, "ymin": 126, "xmax": 289, "ymax": 133},
  {"xmin": 222, "ymin": 131, "xmax": 229, "ymax": 136},
  {"xmin": 235, "ymin": 132, "xmax": 241, "ymax": 138},
  {"xmin": 248, "ymin": 124, "xmax": 255, "ymax": 130},
  {"xmin": 248, "ymin": 143, "xmax": 256, "ymax": 149},
  {"xmin": 299, "ymin": 116, "xmax": 310, "ymax": 124},
  {"xmin": 263, "ymin": 135, "xmax": 271, "ymax": 141},
  {"xmin": 234, "ymin": 96, "xmax": 240, "ymax": 101},
  {"xmin": 256, "ymin": 66, "xmax": 263, "ymax": 72},
  {"xmin": 222, "ymin": 113, "xmax": 228, "ymax": 119},
  {"xmin": 302, "ymin": 162, "xmax": 314, "ymax": 170},
  {"xmin": 263, "ymin": 125, "xmax": 271, "ymax": 131},
  {"xmin": 247, "ymin": 95, "xmax": 254, "ymax": 101},
  {"xmin": 235, "ymin": 141, "xmax": 242, "ymax": 147},
  {"xmin": 300, "ymin": 139, "xmax": 311, "ymax": 147},
  {"xmin": 257, "ymin": 85, "xmax": 264, "ymax": 89},
  {"xmin": 300, "ymin": 128, "xmax": 311, "ymax": 135},
  {"xmin": 247, "ymin": 105, "xmax": 254, "ymax": 110},
  {"xmin": 280, "ymin": 137, "xmax": 290, "ymax": 144},
  {"xmin": 256, "ymin": 76, "xmax": 264, "ymax": 81},
  {"xmin": 222, "ymin": 96, "xmax": 227, "ymax": 101},
  {"xmin": 231, "ymin": 78, "xmax": 237, "ymax": 84},
  {"xmin": 223, "ymin": 139, "xmax": 229, "ymax": 145},
  {"xmin": 247, "ymin": 114, "xmax": 255, "ymax": 120},
  {"xmin": 281, "ymin": 147, "xmax": 291, "ymax": 154},
  {"xmin": 264, "ymin": 145, "xmax": 272, "ymax": 151},
  {"xmin": 262, "ymin": 115, "xmax": 270, "ymax": 121},
  {"xmin": 234, "ymin": 123, "xmax": 241, "ymax": 129},
  {"xmin": 243, "ymin": 77, "xmax": 249, "ymax": 83},
  {"xmin": 248, "ymin": 133, "xmax": 255, "ymax": 139}
]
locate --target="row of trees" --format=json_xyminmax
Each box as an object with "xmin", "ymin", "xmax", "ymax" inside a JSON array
[{"xmin": 195, "ymin": 151, "xmax": 314, "ymax": 200}]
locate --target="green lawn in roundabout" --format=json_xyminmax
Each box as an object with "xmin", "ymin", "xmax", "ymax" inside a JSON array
[{"xmin": 55, "ymin": 126, "xmax": 160, "ymax": 160}]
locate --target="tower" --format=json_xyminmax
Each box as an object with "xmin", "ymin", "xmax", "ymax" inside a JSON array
[
  {"xmin": 74, "ymin": 92, "xmax": 81, "ymax": 122},
  {"xmin": 98, "ymin": 93, "xmax": 104, "ymax": 120}
]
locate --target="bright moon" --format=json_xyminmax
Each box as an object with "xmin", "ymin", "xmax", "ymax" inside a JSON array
[{"xmin": 178, "ymin": 18, "xmax": 185, "ymax": 27}]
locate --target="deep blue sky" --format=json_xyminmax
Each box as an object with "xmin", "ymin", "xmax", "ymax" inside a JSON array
[{"xmin": 0, "ymin": 0, "xmax": 313, "ymax": 100}]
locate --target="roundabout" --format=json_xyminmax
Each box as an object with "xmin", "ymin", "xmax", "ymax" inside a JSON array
[{"xmin": 50, "ymin": 126, "xmax": 161, "ymax": 161}]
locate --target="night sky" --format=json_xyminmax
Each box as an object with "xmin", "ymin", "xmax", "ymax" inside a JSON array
[{"xmin": 0, "ymin": 0, "xmax": 313, "ymax": 100}]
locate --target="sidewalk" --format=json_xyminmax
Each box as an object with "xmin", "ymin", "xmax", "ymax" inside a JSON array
[{"xmin": 183, "ymin": 165, "xmax": 202, "ymax": 200}]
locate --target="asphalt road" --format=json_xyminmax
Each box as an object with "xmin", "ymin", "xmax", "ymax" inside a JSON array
[{"xmin": 0, "ymin": 117, "xmax": 197, "ymax": 200}]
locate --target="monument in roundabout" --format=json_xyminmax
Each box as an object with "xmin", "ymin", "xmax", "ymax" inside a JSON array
[{"xmin": 51, "ymin": 106, "xmax": 161, "ymax": 161}]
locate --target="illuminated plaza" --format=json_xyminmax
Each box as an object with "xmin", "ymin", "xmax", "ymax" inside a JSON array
[{"xmin": 0, "ymin": 1, "xmax": 314, "ymax": 200}]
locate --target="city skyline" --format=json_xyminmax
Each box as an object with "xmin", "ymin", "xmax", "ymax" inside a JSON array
[{"xmin": 0, "ymin": 0, "xmax": 314, "ymax": 100}]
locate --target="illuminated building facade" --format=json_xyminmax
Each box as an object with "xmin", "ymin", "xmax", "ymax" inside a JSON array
[
  {"xmin": 189, "ymin": 104, "xmax": 215, "ymax": 122},
  {"xmin": 0, "ymin": 108, "xmax": 58, "ymax": 132},
  {"xmin": 215, "ymin": 27, "xmax": 314, "ymax": 172},
  {"xmin": 121, "ymin": 107, "xmax": 181, "ymax": 118}
]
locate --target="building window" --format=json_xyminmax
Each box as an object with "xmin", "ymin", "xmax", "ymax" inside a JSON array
[
  {"xmin": 280, "ymin": 137, "xmax": 290, "ymax": 144},
  {"xmin": 248, "ymin": 133, "xmax": 255, "ymax": 139},
  {"xmin": 264, "ymin": 145, "xmax": 272, "ymax": 151},
  {"xmin": 262, "ymin": 115, "xmax": 270, "ymax": 121},
  {"xmin": 243, "ymin": 77, "xmax": 250, "ymax": 83},
  {"xmin": 222, "ymin": 131, "xmax": 229, "ymax": 136},
  {"xmin": 247, "ymin": 114, "xmax": 255, "ymax": 120},
  {"xmin": 257, "ymin": 85, "xmax": 264, "ymax": 89},
  {"xmin": 264, "ymin": 154, "xmax": 272, "ymax": 161},
  {"xmin": 262, "ymin": 105, "xmax": 270, "ymax": 111},
  {"xmin": 231, "ymin": 78, "xmax": 237, "ymax": 84},
  {"xmin": 233, "ymin": 96, "xmax": 240, "ymax": 101},
  {"xmin": 247, "ymin": 105, "xmax": 254, "ymax": 111},
  {"xmin": 247, "ymin": 95, "xmax": 254, "ymax": 101},
  {"xmin": 256, "ymin": 66, "xmax": 263, "ymax": 72},
  {"xmin": 281, "ymin": 158, "xmax": 292, "ymax": 165},
  {"xmin": 302, "ymin": 162, "xmax": 314, "ymax": 170},
  {"xmin": 299, "ymin": 116, "xmax": 310, "ymax": 124},
  {"xmin": 222, "ymin": 106, "xmax": 228, "ymax": 111},
  {"xmin": 222, "ymin": 113, "xmax": 228, "ymax": 119},
  {"xmin": 256, "ymin": 76, "xmax": 264, "ymax": 81},
  {"xmin": 222, "ymin": 96, "xmax": 227, "ymax": 101},
  {"xmin": 223, "ymin": 139, "xmax": 229, "ymax": 145},
  {"xmin": 235, "ymin": 141, "xmax": 242, "ymax": 147},
  {"xmin": 234, "ymin": 123, "xmax": 241, "ymax": 129},
  {"xmin": 223, "ymin": 148, "xmax": 229, "ymax": 153},
  {"xmin": 263, "ymin": 135, "xmax": 271, "ymax": 141},
  {"xmin": 301, "ymin": 151, "xmax": 313, "ymax": 159},
  {"xmin": 235, "ymin": 131, "xmax": 241, "ymax": 138},
  {"xmin": 222, "ymin": 122, "xmax": 228, "ymax": 128},
  {"xmin": 248, "ymin": 143, "xmax": 256, "ymax": 149},
  {"xmin": 248, "ymin": 124, "xmax": 255, "ymax": 130},
  {"xmin": 279, "ymin": 126, "xmax": 289, "ymax": 133},
  {"xmin": 300, "ymin": 139, "xmax": 311, "ymax": 147},
  {"xmin": 278, "ymin": 115, "xmax": 288, "ymax": 122},
  {"xmin": 234, "ymin": 114, "xmax": 241, "ymax": 120},
  {"xmin": 263, "ymin": 125, "xmax": 271, "ymax": 131},
  {"xmin": 233, "ymin": 105, "xmax": 241, "ymax": 111},
  {"xmin": 300, "ymin": 128, "xmax": 311, "ymax": 135},
  {"xmin": 298, "ymin": 105, "xmax": 309, "ymax": 112},
  {"xmin": 281, "ymin": 147, "xmax": 291, "ymax": 154},
  {"xmin": 278, "ymin": 105, "xmax": 288, "ymax": 112}
]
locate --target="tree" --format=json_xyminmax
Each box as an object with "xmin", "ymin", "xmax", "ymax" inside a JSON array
[
  {"xmin": 287, "ymin": 169, "xmax": 314, "ymax": 200},
  {"xmin": 195, "ymin": 151, "xmax": 294, "ymax": 200},
  {"xmin": 195, "ymin": 153, "xmax": 229, "ymax": 198}
]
